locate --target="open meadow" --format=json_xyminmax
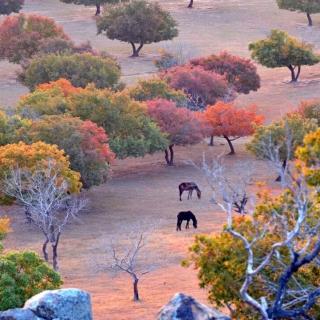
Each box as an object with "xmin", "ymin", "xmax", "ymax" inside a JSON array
[{"xmin": 1, "ymin": 0, "xmax": 320, "ymax": 319}]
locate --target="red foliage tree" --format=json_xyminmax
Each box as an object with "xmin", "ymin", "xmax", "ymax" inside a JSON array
[
  {"xmin": 191, "ymin": 51, "xmax": 260, "ymax": 94},
  {"xmin": 0, "ymin": 14, "xmax": 68, "ymax": 63},
  {"xmin": 147, "ymin": 99, "xmax": 204, "ymax": 165},
  {"xmin": 162, "ymin": 65, "xmax": 232, "ymax": 110},
  {"xmin": 203, "ymin": 102, "xmax": 264, "ymax": 155}
]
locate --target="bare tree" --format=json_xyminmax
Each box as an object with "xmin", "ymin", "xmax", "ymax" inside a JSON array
[
  {"xmin": 3, "ymin": 162, "xmax": 86, "ymax": 271},
  {"xmin": 109, "ymin": 232, "xmax": 151, "ymax": 301},
  {"xmin": 200, "ymin": 143, "xmax": 320, "ymax": 319}
]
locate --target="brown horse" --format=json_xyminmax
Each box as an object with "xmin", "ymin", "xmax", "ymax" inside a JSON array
[
  {"xmin": 179, "ymin": 182, "xmax": 201, "ymax": 201},
  {"xmin": 176, "ymin": 211, "xmax": 198, "ymax": 231}
]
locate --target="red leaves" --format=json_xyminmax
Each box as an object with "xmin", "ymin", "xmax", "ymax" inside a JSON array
[
  {"xmin": 203, "ymin": 101, "xmax": 264, "ymax": 138},
  {"xmin": 0, "ymin": 13, "xmax": 68, "ymax": 63},
  {"xmin": 79, "ymin": 120, "xmax": 115, "ymax": 163},
  {"xmin": 191, "ymin": 51, "xmax": 260, "ymax": 94},
  {"xmin": 147, "ymin": 99, "xmax": 204, "ymax": 146}
]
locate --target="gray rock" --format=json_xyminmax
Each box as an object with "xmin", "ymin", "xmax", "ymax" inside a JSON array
[
  {"xmin": 24, "ymin": 288, "xmax": 92, "ymax": 320},
  {"xmin": 157, "ymin": 293, "xmax": 230, "ymax": 320},
  {"xmin": 0, "ymin": 308, "xmax": 42, "ymax": 320}
]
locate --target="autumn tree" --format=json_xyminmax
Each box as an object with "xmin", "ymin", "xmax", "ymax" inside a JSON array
[
  {"xmin": 249, "ymin": 29, "xmax": 320, "ymax": 82},
  {"xmin": 0, "ymin": 141, "xmax": 82, "ymax": 195},
  {"xmin": 17, "ymin": 78, "xmax": 82, "ymax": 117},
  {"xmin": 203, "ymin": 102, "xmax": 263, "ymax": 155},
  {"xmin": 128, "ymin": 78, "xmax": 188, "ymax": 107},
  {"xmin": 0, "ymin": 216, "xmax": 10, "ymax": 251},
  {"xmin": 0, "ymin": 0, "xmax": 24, "ymax": 15},
  {"xmin": 19, "ymin": 115, "xmax": 115, "ymax": 188},
  {"xmin": 295, "ymin": 99, "xmax": 320, "ymax": 125},
  {"xmin": 147, "ymin": 99, "xmax": 204, "ymax": 165},
  {"xmin": 191, "ymin": 51, "xmax": 260, "ymax": 95},
  {"xmin": 277, "ymin": 0, "xmax": 320, "ymax": 26},
  {"xmin": 248, "ymin": 114, "xmax": 317, "ymax": 180},
  {"xmin": 163, "ymin": 65, "xmax": 232, "ymax": 110},
  {"xmin": 18, "ymin": 53, "xmax": 121, "ymax": 91},
  {"xmin": 97, "ymin": 0, "xmax": 178, "ymax": 57},
  {"xmin": 0, "ymin": 14, "xmax": 68, "ymax": 64},
  {"xmin": 60, "ymin": 0, "xmax": 123, "ymax": 15}
]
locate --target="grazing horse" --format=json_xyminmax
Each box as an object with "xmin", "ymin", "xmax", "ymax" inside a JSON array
[
  {"xmin": 179, "ymin": 182, "xmax": 201, "ymax": 201},
  {"xmin": 176, "ymin": 211, "xmax": 198, "ymax": 231}
]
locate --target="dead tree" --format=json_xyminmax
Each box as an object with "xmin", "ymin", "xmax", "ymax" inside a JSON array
[
  {"xmin": 3, "ymin": 162, "xmax": 86, "ymax": 271},
  {"xmin": 109, "ymin": 232, "xmax": 150, "ymax": 301},
  {"xmin": 200, "ymin": 143, "xmax": 320, "ymax": 319}
]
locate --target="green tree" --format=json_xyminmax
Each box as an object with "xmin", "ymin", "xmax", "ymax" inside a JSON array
[
  {"xmin": 0, "ymin": 0, "xmax": 24, "ymax": 15},
  {"xmin": 128, "ymin": 78, "xmax": 188, "ymax": 107},
  {"xmin": 249, "ymin": 29, "xmax": 320, "ymax": 82},
  {"xmin": 68, "ymin": 87, "xmax": 169, "ymax": 158},
  {"xmin": 60, "ymin": 0, "xmax": 123, "ymax": 15},
  {"xmin": 247, "ymin": 114, "xmax": 317, "ymax": 180},
  {"xmin": 97, "ymin": 0, "xmax": 178, "ymax": 57},
  {"xmin": 18, "ymin": 53, "xmax": 121, "ymax": 91},
  {"xmin": 0, "ymin": 251, "xmax": 62, "ymax": 311},
  {"xmin": 296, "ymin": 99, "xmax": 320, "ymax": 125},
  {"xmin": 277, "ymin": 0, "xmax": 320, "ymax": 26}
]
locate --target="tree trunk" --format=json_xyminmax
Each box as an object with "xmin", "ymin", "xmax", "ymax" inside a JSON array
[
  {"xmin": 169, "ymin": 144, "xmax": 174, "ymax": 165},
  {"xmin": 224, "ymin": 136, "xmax": 235, "ymax": 155},
  {"xmin": 188, "ymin": 0, "xmax": 193, "ymax": 8},
  {"xmin": 95, "ymin": 4, "xmax": 101, "ymax": 16},
  {"xmin": 52, "ymin": 233, "xmax": 60, "ymax": 271},
  {"xmin": 307, "ymin": 12, "xmax": 312, "ymax": 26},
  {"xmin": 164, "ymin": 145, "xmax": 174, "ymax": 166},
  {"xmin": 275, "ymin": 159, "xmax": 287, "ymax": 182},
  {"xmin": 133, "ymin": 277, "xmax": 140, "ymax": 301},
  {"xmin": 209, "ymin": 135, "xmax": 214, "ymax": 146},
  {"xmin": 130, "ymin": 42, "xmax": 144, "ymax": 57},
  {"xmin": 287, "ymin": 65, "xmax": 300, "ymax": 82},
  {"xmin": 42, "ymin": 239, "xmax": 49, "ymax": 262}
]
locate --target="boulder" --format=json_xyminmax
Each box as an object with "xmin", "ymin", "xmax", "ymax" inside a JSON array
[
  {"xmin": 157, "ymin": 293, "xmax": 230, "ymax": 320},
  {"xmin": 24, "ymin": 288, "xmax": 92, "ymax": 320},
  {"xmin": 0, "ymin": 309, "xmax": 42, "ymax": 320}
]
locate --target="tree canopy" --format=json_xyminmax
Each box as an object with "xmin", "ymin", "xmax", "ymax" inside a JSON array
[
  {"xmin": 97, "ymin": 0, "xmax": 178, "ymax": 57},
  {"xmin": 163, "ymin": 65, "xmax": 231, "ymax": 110},
  {"xmin": 203, "ymin": 102, "xmax": 263, "ymax": 154},
  {"xmin": 249, "ymin": 29, "xmax": 320, "ymax": 82},
  {"xmin": 191, "ymin": 51, "xmax": 261, "ymax": 94},
  {"xmin": 147, "ymin": 99, "xmax": 204, "ymax": 165},
  {"xmin": 18, "ymin": 53, "xmax": 121, "ymax": 91},
  {"xmin": 18, "ymin": 115, "xmax": 115, "ymax": 188},
  {"xmin": 0, "ymin": 14, "xmax": 68, "ymax": 64},
  {"xmin": 277, "ymin": 0, "xmax": 320, "ymax": 26}
]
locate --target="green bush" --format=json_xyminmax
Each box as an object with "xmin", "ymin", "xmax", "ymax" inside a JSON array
[{"xmin": 18, "ymin": 53, "xmax": 121, "ymax": 91}]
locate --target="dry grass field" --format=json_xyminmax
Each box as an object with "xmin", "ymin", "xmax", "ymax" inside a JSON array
[{"xmin": 1, "ymin": 0, "xmax": 320, "ymax": 318}]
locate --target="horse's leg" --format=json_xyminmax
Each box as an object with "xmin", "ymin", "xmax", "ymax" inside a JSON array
[
  {"xmin": 186, "ymin": 219, "xmax": 189, "ymax": 229},
  {"xmin": 177, "ymin": 219, "xmax": 181, "ymax": 231},
  {"xmin": 179, "ymin": 189, "xmax": 183, "ymax": 201},
  {"xmin": 190, "ymin": 189, "xmax": 193, "ymax": 199},
  {"xmin": 188, "ymin": 190, "xmax": 191, "ymax": 200}
]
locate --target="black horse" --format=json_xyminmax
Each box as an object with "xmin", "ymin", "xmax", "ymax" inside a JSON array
[
  {"xmin": 176, "ymin": 211, "xmax": 198, "ymax": 231},
  {"xmin": 179, "ymin": 182, "xmax": 201, "ymax": 201}
]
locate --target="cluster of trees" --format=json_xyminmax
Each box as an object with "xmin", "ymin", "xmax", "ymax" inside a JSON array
[{"xmin": 185, "ymin": 99, "xmax": 320, "ymax": 319}]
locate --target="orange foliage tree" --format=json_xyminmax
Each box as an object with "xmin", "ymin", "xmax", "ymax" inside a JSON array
[
  {"xmin": 203, "ymin": 102, "xmax": 264, "ymax": 155},
  {"xmin": 147, "ymin": 99, "xmax": 204, "ymax": 165},
  {"xmin": 0, "ymin": 141, "xmax": 81, "ymax": 194}
]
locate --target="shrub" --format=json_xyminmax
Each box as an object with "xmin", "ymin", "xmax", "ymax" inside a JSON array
[{"xmin": 18, "ymin": 53, "xmax": 121, "ymax": 90}]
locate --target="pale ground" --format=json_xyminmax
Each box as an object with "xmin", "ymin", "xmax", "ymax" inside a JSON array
[{"xmin": 1, "ymin": 0, "xmax": 320, "ymax": 319}]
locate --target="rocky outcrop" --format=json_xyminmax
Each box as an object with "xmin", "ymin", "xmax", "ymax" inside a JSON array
[
  {"xmin": 0, "ymin": 289, "xmax": 92, "ymax": 320},
  {"xmin": 157, "ymin": 293, "xmax": 230, "ymax": 320}
]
